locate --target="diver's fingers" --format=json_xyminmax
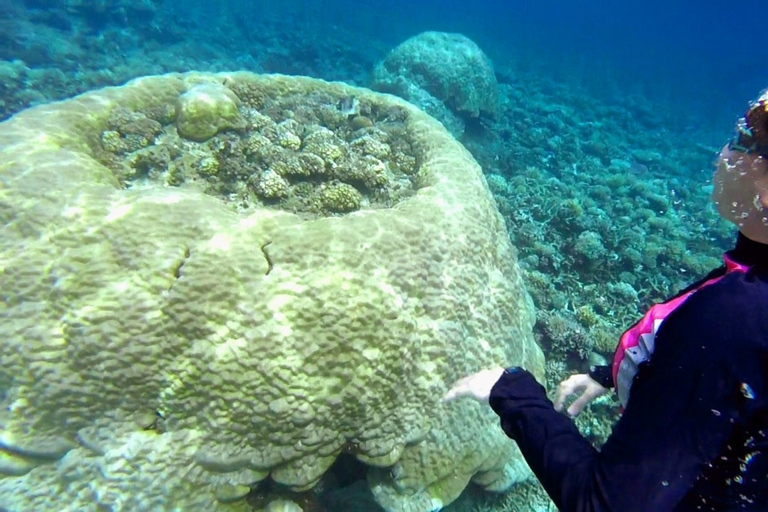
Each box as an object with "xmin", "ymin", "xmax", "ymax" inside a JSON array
[
  {"xmin": 443, "ymin": 368, "xmax": 504, "ymax": 403},
  {"xmin": 443, "ymin": 375, "xmax": 480, "ymax": 402},
  {"xmin": 553, "ymin": 374, "xmax": 588, "ymax": 411},
  {"xmin": 566, "ymin": 392, "xmax": 595, "ymax": 417},
  {"xmin": 565, "ymin": 380, "xmax": 608, "ymax": 417},
  {"xmin": 442, "ymin": 374, "xmax": 475, "ymax": 402},
  {"xmin": 553, "ymin": 389, "xmax": 572, "ymax": 412},
  {"xmin": 442, "ymin": 383, "xmax": 469, "ymax": 402}
]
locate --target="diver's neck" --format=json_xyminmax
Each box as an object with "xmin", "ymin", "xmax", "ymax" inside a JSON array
[{"xmin": 731, "ymin": 230, "xmax": 768, "ymax": 266}]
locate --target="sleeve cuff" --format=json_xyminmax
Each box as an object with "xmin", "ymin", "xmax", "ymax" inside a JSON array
[
  {"xmin": 588, "ymin": 364, "xmax": 614, "ymax": 389},
  {"xmin": 488, "ymin": 368, "xmax": 549, "ymax": 418}
]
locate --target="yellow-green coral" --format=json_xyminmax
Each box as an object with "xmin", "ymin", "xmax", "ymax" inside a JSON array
[
  {"xmin": 392, "ymin": 150, "xmax": 418, "ymax": 175},
  {"xmin": 350, "ymin": 115, "xmax": 373, "ymax": 130},
  {"xmin": 270, "ymin": 154, "xmax": 309, "ymax": 177},
  {"xmin": 100, "ymin": 80, "xmax": 418, "ymax": 219},
  {"xmin": 313, "ymin": 182, "xmax": 363, "ymax": 212},
  {"xmin": 360, "ymin": 155, "xmax": 390, "ymax": 188},
  {"xmin": 243, "ymin": 109, "xmax": 274, "ymax": 131},
  {"xmin": 176, "ymin": 83, "xmax": 246, "ymax": 141},
  {"xmin": 101, "ymin": 129, "xmax": 122, "ymax": 152},
  {"xmin": 334, "ymin": 154, "xmax": 389, "ymax": 190},
  {"xmin": 297, "ymin": 152, "xmax": 326, "ymax": 176},
  {"xmin": 263, "ymin": 119, "xmax": 303, "ymax": 150},
  {"xmin": 196, "ymin": 155, "xmax": 219, "ymax": 176},
  {"xmin": 169, "ymin": 80, "xmax": 418, "ymax": 214},
  {"xmin": 575, "ymin": 304, "xmax": 598, "ymax": 328},
  {"xmin": 302, "ymin": 127, "xmax": 345, "ymax": 162},
  {"xmin": 0, "ymin": 71, "xmax": 544, "ymax": 512},
  {"xmin": 254, "ymin": 169, "xmax": 290, "ymax": 199},
  {"xmin": 350, "ymin": 133, "xmax": 391, "ymax": 159},
  {"xmin": 244, "ymin": 133, "xmax": 272, "ymax": 155},
  {"xmin": 100, "ymin": 107, "xmax": 163, "ymax": 154}
]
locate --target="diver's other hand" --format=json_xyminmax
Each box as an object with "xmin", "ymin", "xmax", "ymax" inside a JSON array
[
  {"xmin": 553, "ymin": 373, "xmax": 607, "ymax": 417},
  {"xmin": 443, "ymin": 367, "xmax": 505, "ymax": 403}
]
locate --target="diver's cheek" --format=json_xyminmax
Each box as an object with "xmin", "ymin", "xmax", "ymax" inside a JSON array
[{"xmin": 752, "ymin": 158, "xmax": 768, "ymax": 209}]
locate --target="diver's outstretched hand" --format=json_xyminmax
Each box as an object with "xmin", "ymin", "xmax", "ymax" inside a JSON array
[
  {"xmin": 553, "ymin": 373, "xmax": 607, "ymax": 417},
  {"xmin": 442, "ymin": 367, "xmax": 505, "ymax": 403}
]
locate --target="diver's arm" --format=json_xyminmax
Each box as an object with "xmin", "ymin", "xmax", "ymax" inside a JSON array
[
  {"xmin": 490, "ymin": 364, "xmax": 739, "ymax": 511},
  {"xmin": 490, "ymin": 369, "xmax": 613, "ymax": 511},
  {"xmin": 490, "ymin": 306, "xmax": 748, "ymax": 512}
]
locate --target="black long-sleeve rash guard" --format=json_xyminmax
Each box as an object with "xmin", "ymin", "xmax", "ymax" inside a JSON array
[{"xmin": 489, "ymin": 233, "xmax": 768, "ymax": 512}]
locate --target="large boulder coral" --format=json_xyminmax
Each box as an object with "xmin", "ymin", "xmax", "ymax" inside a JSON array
[
  {"xmin": 372, "ymin": 31, "xmax": 500, "ymax": 137},
  {"xmin": 0, "ymin": 71, "xmax": 544, "ymax": 511}
]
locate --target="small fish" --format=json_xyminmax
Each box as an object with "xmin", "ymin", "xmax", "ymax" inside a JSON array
[{"xmin": 337, "ymin": 95, "xmax": 360, "ymax": 117}]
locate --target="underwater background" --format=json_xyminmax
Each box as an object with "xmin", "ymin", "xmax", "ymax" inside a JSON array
[{"xmin": 1, "ymin": 0, "xmax": 766, "ymax": 511}]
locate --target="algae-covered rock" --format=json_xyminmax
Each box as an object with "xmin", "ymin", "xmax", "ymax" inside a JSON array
[{"xmin": 0, "ymin": 71, "xmax": 544, "ymax": 511}]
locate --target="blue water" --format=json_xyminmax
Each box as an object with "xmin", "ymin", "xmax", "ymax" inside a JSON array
[
  {"xmin": 5, "ymin": 0, "xmax": 766, "ymax": 142},
  {"xmin": 195, "ymin": 0, "xmax": 767, "ymax": 144}
]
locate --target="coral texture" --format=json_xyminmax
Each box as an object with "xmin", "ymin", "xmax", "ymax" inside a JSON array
[
  {"xmin": 176, "ymin": 82, "xmax": 246, "ymax": 141},
  {"xmin": 372, "ymin": 31, "xmax": 499, "ymax": 137},
  {"xmin": 0, "ymin": 71, "xmax": 543, "ymax": 511}
]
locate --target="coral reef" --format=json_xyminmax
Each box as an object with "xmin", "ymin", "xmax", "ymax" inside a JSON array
[
  {"xmin": 446, "ymin": 479, "xmax": 555, "ymax": 512},
  {"xmin": 466, "ymin": 74, "xmax": 732, "ymax": 510},
  {"xmin": 0, "ymin": 72, "xmax": 544, "ymax": 511},
  {"xmin": 0, "ymin": 3, "xmax": 742, "ymax": 510},
  {"xmin": 372, "ymin": 31, "xmax": 499, "ymax": 137},
  {"xmin": 97, "ymin": 81, "xmax": 422, "ymax": 220},
  {"xmin": 483, "ymin": 155, "xmax": 727, "ymax": 363},
  {"xmin": 0, "ymin": 0, "xmax": 376, "ymax": 122}
]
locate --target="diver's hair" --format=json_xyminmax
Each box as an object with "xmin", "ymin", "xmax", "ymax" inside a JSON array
[
  {"xmin": 729, "ymin": 89, "xmax": 768, "ymax": 157},
  {"xmin": 746, "ymin": 91, "xmax": 768, "ymax": 148}
]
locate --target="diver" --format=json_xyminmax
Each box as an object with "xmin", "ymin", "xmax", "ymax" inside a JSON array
[{"xmin": 444, "ymin": 91, "xmax": 768, "ymax": 511}]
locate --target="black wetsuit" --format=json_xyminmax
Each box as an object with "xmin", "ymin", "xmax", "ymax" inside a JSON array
[{"xmin": 489, "ymin": 233, "xmax": 768, "ymax": 511}]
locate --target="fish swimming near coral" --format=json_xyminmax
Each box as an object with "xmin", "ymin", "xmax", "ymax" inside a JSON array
[{"xmin": 337, "ymin": 95, "xmax": 360, "ymax": 117}]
